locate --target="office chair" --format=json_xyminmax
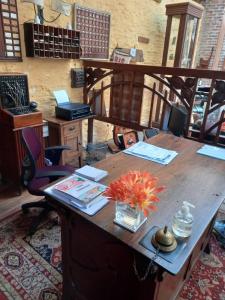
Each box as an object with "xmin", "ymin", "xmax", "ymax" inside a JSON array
[{"xmin": 21, "ymin": 127, "xmax": 74, "ymax": 235}]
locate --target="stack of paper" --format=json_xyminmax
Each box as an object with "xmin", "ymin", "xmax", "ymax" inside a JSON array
[
  {"xmin": 75, "ymin": 165, "xmax": 108, "ymax": 182},
  {"xmin": 197, "ymin": 144, "xmax": 225, "ymax": 161},
  {"xmin": 123, "ymin": 141, "xmax": 178, "ymax": 165},
  {"xmin": 53, "ymin": 175, "xmax": 106, "ymax": 208},
  {"xmin": 46, "ymin": 175, "xmax": 109, "ymax": 215}
]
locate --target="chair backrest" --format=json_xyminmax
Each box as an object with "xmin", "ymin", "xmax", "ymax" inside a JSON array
[
  {"xmin": 22, "ymin": 127, "xmax": 42, "ymax": 180},
  {"xmin": 168, "ymin": 104, "xmax": 188, "ymax": 137}
]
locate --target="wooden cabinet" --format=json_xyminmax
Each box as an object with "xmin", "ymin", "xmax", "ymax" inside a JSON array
[
  {"xmin": 23, "ymin": 23, "xmax": 81, "ymax": 59},
  {"xmin": 47, "ymin": 117, "xmax": 82, "ymax": 167},
  {"xmin": 162, "ymin": 2, "xmax": 203, "ymax": 68},
  {"xmin": 0, "ymin": 109, "xmax": 44, "ymax": 192}
]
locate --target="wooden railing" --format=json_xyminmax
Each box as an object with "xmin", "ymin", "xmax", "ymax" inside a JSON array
[{"xmin": 83, "ymin": 60, "xmax": 225, "ymax": 147}]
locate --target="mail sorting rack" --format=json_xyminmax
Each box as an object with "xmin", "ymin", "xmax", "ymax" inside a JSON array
[
  {"xmin": 23, "ymin": 23, "xmax": 81, "ymax": 59},
  {"xmin": 0, "ymin": 0, "xmax": 22, "ymax": 61}
]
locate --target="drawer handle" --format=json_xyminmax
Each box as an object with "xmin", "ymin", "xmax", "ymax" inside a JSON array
[{"xmin": 69, "ymin": 126, "xmax": 75, "ymax": 131}]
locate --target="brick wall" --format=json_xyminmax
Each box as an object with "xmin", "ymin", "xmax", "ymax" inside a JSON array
[{"xmin": 197, "ymin": 0, "xmax": 225, "ymax": 70}]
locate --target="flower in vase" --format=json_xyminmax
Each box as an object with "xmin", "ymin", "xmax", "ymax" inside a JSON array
[{"xmin": 104, "ymin": 170, "xmax": 165, "ymax": 216}]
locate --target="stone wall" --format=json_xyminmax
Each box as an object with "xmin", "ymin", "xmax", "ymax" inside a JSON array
[
  {"xmin": 1, "ymin": 0, "xmax": 164, "ymax": 115},
  {"xmin": 1, "ymin": 0, "xmax": 201, "ymax": 143}
]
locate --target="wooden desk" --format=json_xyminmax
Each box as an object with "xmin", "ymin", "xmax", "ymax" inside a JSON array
[
  {"xmin": 45, "ymin": 133, "xmax": 225, "ymax": 300},
  {"xmin": 0, "ymin": 109, "xmax": 43, "ymax": 192}
]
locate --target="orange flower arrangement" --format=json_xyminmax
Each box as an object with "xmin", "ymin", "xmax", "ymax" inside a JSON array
[{"xmin": 104, "ymin": 170, "xmax": 165, "ymax": 216}]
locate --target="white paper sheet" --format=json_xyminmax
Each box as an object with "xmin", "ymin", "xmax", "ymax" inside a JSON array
[
  {"xmin": 44, "ymin": 185, "xmax": 109, "ymax": 216},
  {"xmin": 53, "ymin": 90, "xmax": 70, "ymax": 105},
  {"xmin": 75, "ymin": 165, "xmax": 108, "ymax": 181},
  {"xmin": 123, "ymin": 141, "xmax": 178, "ymax": 165},
  {"xmin": 197, "ymin": 144, "xmax": 225, "ymax": 161}
]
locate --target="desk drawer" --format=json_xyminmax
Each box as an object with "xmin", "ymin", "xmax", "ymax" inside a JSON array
[{"xmin": 63, "ymin": 123, "xmax": 81, "ymax": 137}]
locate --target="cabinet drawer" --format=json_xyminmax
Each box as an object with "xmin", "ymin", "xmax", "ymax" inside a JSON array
[
  {"xmin": 64, "ymin": 135, "xmax": 81, "ymax": 152},
  {"xmin": 64, "ymin": 149, "xmax": 79, "ymax": 161},
  {"xmin": 63, "ymin": 123, "xmax": 80, "ymax": 137},
  {"xmin": 63, "ymin": 150, "xmax": 81, "ymax": 167}
]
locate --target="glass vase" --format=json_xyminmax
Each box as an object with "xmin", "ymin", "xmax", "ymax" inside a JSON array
[{"xmin": 114, "ymin": 201, "xmax": 147, "ymax": 232}]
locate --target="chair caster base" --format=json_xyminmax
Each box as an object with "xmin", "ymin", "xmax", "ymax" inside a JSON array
[
  {"xmin": 22, "ymin": 207, "xmax": 29, "ymax": 214},
  {"xmin": 204, "ymin": 243, "xmax": 211, "ymax": 254}
]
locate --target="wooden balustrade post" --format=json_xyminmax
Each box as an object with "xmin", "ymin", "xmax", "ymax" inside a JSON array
[
  {"xmin": 87, "ymin": 118, "xmax": 94, "ymax": 144},
  {"xmin": 200, "ymin": 79, "xmax": 216, "ymax": 141}
]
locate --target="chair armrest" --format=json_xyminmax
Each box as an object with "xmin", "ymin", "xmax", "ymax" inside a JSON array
[
  {"xmin": 45, "ymin": 145, "xmax": 71, "ymax": 165},
  {"xmin": 45, "ymin": 145, "xmax": 71, "ymax": 152},
  {"xmin": 36, "ymin": 170, "xmax": 71, "ymax": 179}
]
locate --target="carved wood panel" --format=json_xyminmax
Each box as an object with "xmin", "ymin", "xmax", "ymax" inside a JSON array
[{"xmin": 110, "ymin": 71, "xmax": 144, "ymax": 124}]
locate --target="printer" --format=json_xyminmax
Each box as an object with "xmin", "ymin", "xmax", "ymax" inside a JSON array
[{"xmin": 53, "ymin": 90, "xmax": 92, "ymax": 121}]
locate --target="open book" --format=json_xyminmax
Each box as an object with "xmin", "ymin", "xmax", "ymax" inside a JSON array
[{"xmin": 53, "ymin": 175, "xmax": 107, "ymax": 208}]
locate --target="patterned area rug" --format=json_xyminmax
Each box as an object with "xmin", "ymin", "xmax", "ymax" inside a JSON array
[
  {"xmin": 0, "ymin": 211, "xmax": 224, "ymax": 300},
  {"xmin": 0, "ymin": 212, "xmax": 62, "ymax": 300},
  {"xmin": 178, "ymin": 234, "xmax": 225, "ymax": 300}
]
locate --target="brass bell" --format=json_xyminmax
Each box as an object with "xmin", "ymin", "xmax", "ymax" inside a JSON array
[{"xmin": 152, "ymin": 226, "xmax": 177, "ymax": 252}]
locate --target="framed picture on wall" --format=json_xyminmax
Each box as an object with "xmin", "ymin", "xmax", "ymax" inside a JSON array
[{"xmin": 73, "ymin": 4, "xmax": 110, "ymax": 59}]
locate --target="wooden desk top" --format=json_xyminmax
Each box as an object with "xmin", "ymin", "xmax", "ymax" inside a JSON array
[
  {"xmin": 46, "ymin": 114, "xmax": 94, "ymax": 126},
  {"xmin": 45, "ymin": 133, "xmax": 225, "ymax": 275}
]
